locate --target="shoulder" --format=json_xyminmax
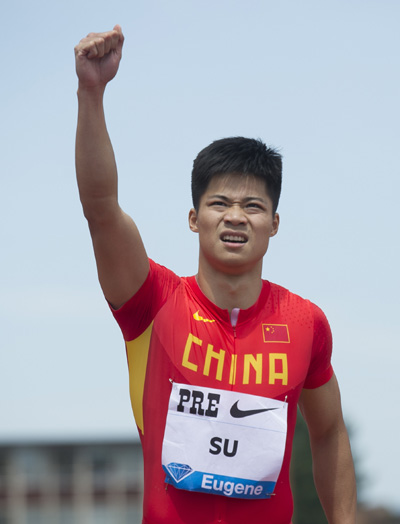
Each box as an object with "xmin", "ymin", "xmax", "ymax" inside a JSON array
[
  {"xmin": 266, "ymin": 280, "xmax": 313, "ymax": 309},
  {"xmin": 110, "ymin": 259, "xmax": 183, "ymax": 340},
  {"xmin": 266, "ymin": 280, "xmax": 308, "ymax": 303},
  {"xmin": 266, "ymin": 281, "xmax": 334, "ymax": 387},
  {"xmin": 147, "ymin": 258, "xmax": 182, "ymax": 287},
  {"xmin": 266, "ymin": 280, "xmax": 330, "ymax": 328}
]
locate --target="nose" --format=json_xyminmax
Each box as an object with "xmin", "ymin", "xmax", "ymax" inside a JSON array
[{"xmin": 223, "ymin": 204, "xmax": 247, "ymax": 225}]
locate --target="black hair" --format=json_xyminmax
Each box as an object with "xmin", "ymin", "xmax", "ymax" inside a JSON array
[{"xmin": 191, "ymin": 137, "xmax": 282, "ymax": 213}]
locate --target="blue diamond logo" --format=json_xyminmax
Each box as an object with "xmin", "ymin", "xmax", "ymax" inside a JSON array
[{"xmin": 166, "ymin": 462, "xmax": 193, "ymax": 483}]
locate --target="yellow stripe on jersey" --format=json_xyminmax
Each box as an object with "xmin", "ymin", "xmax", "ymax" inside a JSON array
[{"xmin": 126, "ymin": 322, "xmax": 153, "ymax": 434}]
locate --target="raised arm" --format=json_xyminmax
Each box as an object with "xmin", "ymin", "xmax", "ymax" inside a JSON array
[
  {"xmin": 75, "ymin": 26, "xmax": 149, "ymax": 308},
  {"xmin": 298, "ymin": 374, "xmax": 357, "ymax": 524}
]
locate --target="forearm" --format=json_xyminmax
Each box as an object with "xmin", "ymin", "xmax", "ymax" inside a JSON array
[
  {"xmin": 310, "ymin": 422, "xmax": 357, "ymax": 524},
  {"xmin": 75, "ymin": 85, "xmax": 119, "ymax": 222}
]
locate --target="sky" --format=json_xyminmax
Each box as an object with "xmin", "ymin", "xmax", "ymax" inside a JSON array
[{"xmin": 1, "ymin": 0, "xmax": 399, "ymax": 514}]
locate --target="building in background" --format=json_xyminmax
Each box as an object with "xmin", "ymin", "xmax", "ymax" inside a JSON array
[
  {"xmin": 0, "ymin": 439, "xmax": 143, "ymax": 524},
  {"xmin": 1, "ymin": 438, "xmax": 399, "ymax": 524}
]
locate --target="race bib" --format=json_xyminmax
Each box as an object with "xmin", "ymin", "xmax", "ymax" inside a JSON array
[{"xmin": 162, "ymin": 382, "xmax": 288, "ymax": 499}]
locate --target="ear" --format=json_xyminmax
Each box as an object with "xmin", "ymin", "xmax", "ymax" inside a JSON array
[
  {"xmin": 188, "ymin": 208, "xmax": 199, "ymax": 233},
  {"xmin": 270, "ymin": 212, "xmax": 280, "ymax": 237}
]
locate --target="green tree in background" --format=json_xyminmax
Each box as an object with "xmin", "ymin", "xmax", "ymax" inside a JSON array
[
  {"xmin": 290, "ymin": 409, "xmax": 327, "ymax": 524},
  {"xmin": 291, "ymin": 410, "xmax": 365, "ymax": 523}
]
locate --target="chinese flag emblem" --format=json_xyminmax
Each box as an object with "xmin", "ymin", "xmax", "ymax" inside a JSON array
[{"xmin": 262, "ymin": 324, "xmax": 290, "ymax": 343}]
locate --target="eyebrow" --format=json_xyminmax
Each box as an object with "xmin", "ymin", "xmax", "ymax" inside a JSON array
[{"xmin": 207, "ymin": 194, "xmax": 268, "ymax": 204}]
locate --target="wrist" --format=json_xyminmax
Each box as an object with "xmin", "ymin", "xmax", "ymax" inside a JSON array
[{"xmin": 77, "ymin": 82, "xmax": 106, "ymax": 101}]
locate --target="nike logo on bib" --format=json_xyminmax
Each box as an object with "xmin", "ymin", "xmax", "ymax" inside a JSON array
[{"xmin": 230, "ymin": 401, "xmax": 278, "ymax": 418}]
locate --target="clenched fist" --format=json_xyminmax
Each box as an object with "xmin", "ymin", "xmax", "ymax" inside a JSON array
[{"xmin": 75, "ymin": 25, "xmax": 124, "ymax": 89}]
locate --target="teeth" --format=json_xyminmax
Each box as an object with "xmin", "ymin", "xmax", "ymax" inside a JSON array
[{"xmin": 223, "ymin": 235, "xmax": 246, "ymax": 243}]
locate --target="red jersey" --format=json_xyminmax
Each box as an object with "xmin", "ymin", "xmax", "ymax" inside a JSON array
[{"xmin": 111, "ymin": 260, "xmax": 333, "ymax": 524}]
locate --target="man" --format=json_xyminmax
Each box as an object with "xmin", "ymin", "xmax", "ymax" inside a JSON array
[{"xmin": 75, "ymin": 25, "xmax": 356, "ymax": 524}]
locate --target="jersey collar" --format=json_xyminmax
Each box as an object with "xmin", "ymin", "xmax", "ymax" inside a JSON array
[{"xmin": 185, "ymin": 276, "xmax": 271, "ymax": 326}]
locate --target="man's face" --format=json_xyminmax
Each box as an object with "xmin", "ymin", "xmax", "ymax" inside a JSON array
[{"xmin": 189, "ymin": 173, "xmax": 279, "ymax": 276}]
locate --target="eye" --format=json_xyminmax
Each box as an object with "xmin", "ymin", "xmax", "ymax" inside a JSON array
[
  {"xmin": 210, "ymin": 200, "xmax": 227, "ymax": 207},
  {"xmin": 246, "ymin": 202, "xmax": 263, "ymax": 210}
]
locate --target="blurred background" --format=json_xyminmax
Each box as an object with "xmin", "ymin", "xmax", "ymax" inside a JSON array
[{"xmin": 1, "ymin": 1, "xmax": 399, "ymax": 522}]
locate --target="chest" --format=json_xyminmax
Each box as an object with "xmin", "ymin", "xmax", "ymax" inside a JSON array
[{"xmin": 150, "ymin": 289, "xmax": 314, "ymax": 399}]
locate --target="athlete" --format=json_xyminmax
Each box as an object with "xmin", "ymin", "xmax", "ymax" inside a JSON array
[{"xmin": 75, "ymin": 25, "xmax": 357, "ymax": 524}]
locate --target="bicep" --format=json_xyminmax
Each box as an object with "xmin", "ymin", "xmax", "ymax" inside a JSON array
[
  {"xmin": 299, "ymin": 374, "xmax": 345, "ymax": 439},
  {"xmin": 88, "ymin": 208, "xmax": 149, "ymax": 309}
]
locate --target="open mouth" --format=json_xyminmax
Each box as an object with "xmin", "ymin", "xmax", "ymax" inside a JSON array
[{"xmin": 221, "ymin": 234, "xmax": 248, "ymax": 244}]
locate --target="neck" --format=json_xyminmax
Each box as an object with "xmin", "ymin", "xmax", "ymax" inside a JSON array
[{"xmin": 196, "ymin": 263, "xmax": 263, "ymax": 314}]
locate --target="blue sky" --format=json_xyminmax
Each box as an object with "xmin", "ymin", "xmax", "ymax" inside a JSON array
[{"xmin": 1, "ymin": 0, "xmax": 399, "ymax": 514}]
